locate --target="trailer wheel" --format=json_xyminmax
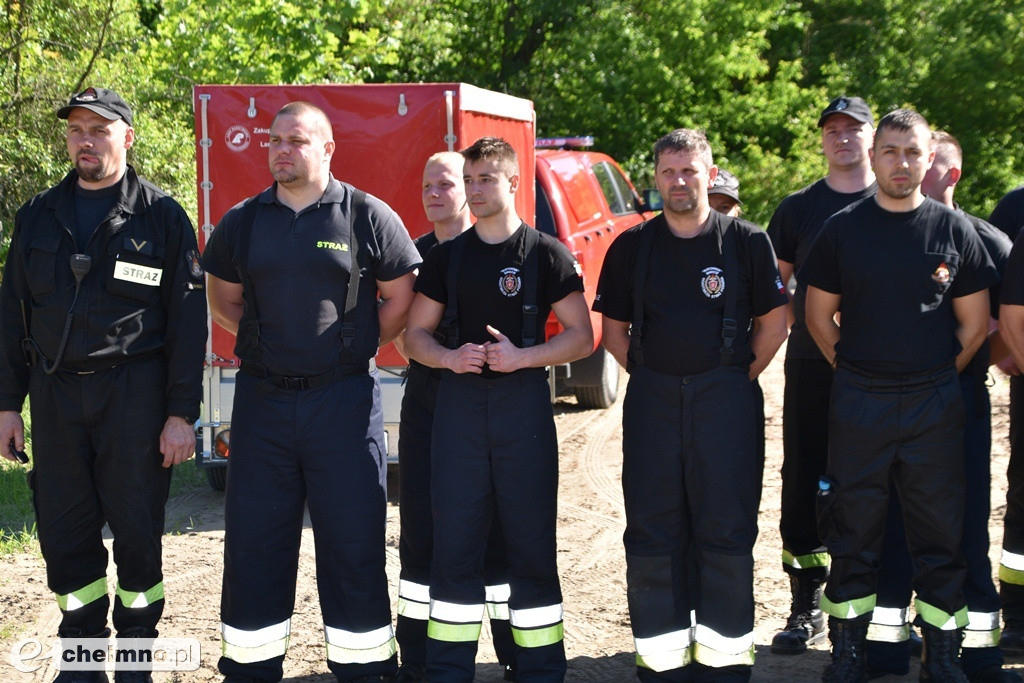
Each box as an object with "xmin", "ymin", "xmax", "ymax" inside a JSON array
[
  {"xmin": 206, "ymin": 466, "xmax": 227, "ymax": 492},
  {"xmin": 573, "ymin": 348, "xmax": 619, "ymax": 409}
]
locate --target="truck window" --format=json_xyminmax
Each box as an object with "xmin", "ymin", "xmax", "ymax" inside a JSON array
[
  {"xmin": 535, "ymin": 180, "xmax": 558, "ymax": 237},
  {"xmin": 593, "ymin": 162, "xmax": 638, "ymax": 216}
]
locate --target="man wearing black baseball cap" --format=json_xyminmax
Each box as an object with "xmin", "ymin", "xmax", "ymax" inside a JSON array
[
  {"xmin": 765, "ymin": 95, "xmax": 877, "ymax": 659},
  {"xmin": 0, "ymin": 87, "xmax": 205, "ymax": 682},
  {"xmin": 707, "ymin": 169, "xmax": 743, "ymax": 217}
]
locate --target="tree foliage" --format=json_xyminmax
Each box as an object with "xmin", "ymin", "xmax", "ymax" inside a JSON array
[{"xmin": 1, "ymin": 0, "xmax": 1023, "ymax": 254}]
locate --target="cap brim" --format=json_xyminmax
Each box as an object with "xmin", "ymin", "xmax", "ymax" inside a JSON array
[
  {"xmin": 818, "ymin": 111, "xmax": 873, "ymax": 127},
  {"xmin": 708, "ymin": 190, "xmax": 742, "ymax": 204},
  {"xmin": 57, "ymin": 103, "xmax": 123, "ymax": 122}
]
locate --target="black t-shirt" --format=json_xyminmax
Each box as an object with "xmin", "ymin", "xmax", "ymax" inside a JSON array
[
  {"xmin": 415, "ymin": 223, "xmax": 583, "ymax": 380},
  {"xmin": 767, "ymin": 178, "xmax": 877, "ymax": 359},
  {"xmin": 594, "ymin": 212, "xmax": 788, "ymax": 376},
  {"xmin": 798, "ymin": 197, "xmax": 998, "ymax": 376},
  {"xmin": 414, "ymin": 231, "xmax": 439, "ymax": 259},
  {"xmin": 990, "ymin": 185, "xmax": 1024, "ymax": 241},
  {"xmin": 960, "ymin": 209, "xmax": 1012, "ymax": 377},
  {"xmin": 1000, "ymin": 229, "xmax": 1024, "ymax": 307},
  {"xmin": 73, "ymin": 183, "xmax": 120, "ymax": 251},
  {"xmin": 201, "ymin": 177, "xmax": 421, "ymax": 375}
]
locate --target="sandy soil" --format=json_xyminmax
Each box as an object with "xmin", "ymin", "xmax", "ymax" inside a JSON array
[{"xmin": 2, "ymin": 351, "xmax": 1021, "ymax": 681}]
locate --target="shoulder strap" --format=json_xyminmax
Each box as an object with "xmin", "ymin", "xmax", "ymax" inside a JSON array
[
  {"xmin": 234, "ymin": 197, "xmax": 265, "ymax": 366},
  {"xmin": 438, "ymin": 234, "xmax": 468, "ymax": 349},
  {"xmin": 519, "ymin": 227, "xmax": 541, "ymax": 348},
  {"xmin": 717, "ymin": 218, "xmax": 739, "ymax": 368},
  {"xmin": 339, "ymin": 189, "xmax": 366, "ymax": 358},
  {"xmin": 627, "ymin": 221, "xmax": 658, "ymax": 369}
]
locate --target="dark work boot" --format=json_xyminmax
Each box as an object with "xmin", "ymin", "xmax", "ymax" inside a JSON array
[
  {"xmin": 919, "ymin": 626, "xmax": 968, "ymax": 682},
  {"xmin": 1000, "ymin": 622, "xmax": 1024, "ymax": 657},
  {"xmin": 112, "ymin": 627, "xmax": 158, "ymax": 683},
  {"xmin": 821, "ymin": 617, "xmax": 868, "ymax": 683},
  {"xmin": 772, "ymin": 575, "xmax": 827, "ymax": 654}
]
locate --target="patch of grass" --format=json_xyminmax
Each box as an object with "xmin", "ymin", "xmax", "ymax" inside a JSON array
[{"xmin": 169, "ymin": 458, "xmax": 206, "ymax": 498}]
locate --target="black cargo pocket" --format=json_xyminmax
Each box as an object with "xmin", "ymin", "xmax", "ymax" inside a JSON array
[
  {"xmin": 21, "ymin": 235, "xmax": 61, "ymax": 300},
  {"xmin": 107, "ymin": 239, "xmax": 165, "ymax": 303}
]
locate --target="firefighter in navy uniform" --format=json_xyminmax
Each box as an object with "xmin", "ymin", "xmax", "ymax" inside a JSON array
[
  {"xmin": 404, "ymin": 137, "xmax": 593, "ymax": 683},
  {"xmin": 203, "ymin": 102, "xmax": 420, "ymax": 683},
  {"xmin": 395, "ymin": 151, "xmax": 516, "ymax": 682},
  {"xmin": 988, "ymin": 184, "xmax": 1024, "ymax": 656},
  {"xmin": 0, "ymin": 87, "xmax": 206, "ymax": 683},
  {"xmin": 867, "ymin": 131, "xmax": 1020, "ymax": 683},
  {"xmin": 595, "ymin": 129, "xmax": 788, "ymax": 682},
  {"xmin": 801, "ymin": 109, "xmax": 998, "ymax": 683},
  {"xmin": 765, "ymin": 95, "xmax": 877, "ymax": 657}
]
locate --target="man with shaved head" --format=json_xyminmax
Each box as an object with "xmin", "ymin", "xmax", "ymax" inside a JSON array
[{"xmin": 203, "ymin": 101, "xmax": 421, "ymax": 682}]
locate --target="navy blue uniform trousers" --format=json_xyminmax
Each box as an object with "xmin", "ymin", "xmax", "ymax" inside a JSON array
[
  {"xmin": 623, "ymin": 365, "xmax": 761, "ymax": 682},
  {"xmin": 397, "ymin": 361, "xmax": 515, "ymax": 669},
  {"xmin": 218, "ymin": 369, "xmax": 395, "ymax": 683},
  {"xmin": 29, "ymin": 355, "xmax": 170, "ymax": 635},
  {"xmin": 870, "ymin": 370, "xmax": 1003, "ymax": 674},
  {"xmin": 427, "ymin": 368, "xmax": 565, "ymax": 683},
  {"xmin": 821, "ymin": 364, "xmax": 967, "ymax": 621}
]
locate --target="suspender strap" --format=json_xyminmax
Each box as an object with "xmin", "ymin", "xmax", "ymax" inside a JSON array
[
  {"xmin": 519, "ymin": 227, "xmax": 541, "ymax": 348},
  {"xmin": 628, "ymin": 220, "xmax": 658, "ymax": 369},
  {"xmin": 339, "ymin": 189, "xmax": 367, "ymax": 359},
  {"xmin": 438, "ymin": 234, "xmax": 468, "ymax": 349},
  {"xmin": 438, "ymin": 225, "xmax": 542, "ymax": 350},
  {"xmin": 717, "ymin": 219, "xmax": 739, "ymax": 368},
  {"xmin": 234, "ymin": 187, "xmax": 368, "ymax": 368}
]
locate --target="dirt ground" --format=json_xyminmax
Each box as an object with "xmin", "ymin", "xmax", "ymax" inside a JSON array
[{"xmin": 2, "ymin": 349, "xmax": 1022, "ymax": 682}]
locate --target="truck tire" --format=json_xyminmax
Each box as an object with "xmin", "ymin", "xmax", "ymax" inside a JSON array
[
  {"xmin": 206, "ymin": 466, "xmax": 227, "ymax": 492},
  {"xmin": 573, "ymin": 348, "xmax": 619, "ymax": 409}
]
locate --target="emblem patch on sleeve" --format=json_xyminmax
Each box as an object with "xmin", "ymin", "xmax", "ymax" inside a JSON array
[
  {"xmin": 186, "ymin": 250, "xmax": 204, "ymax": 280},
  {"xmin": 499, "ymin": 267, "xmax": 522, "ymax": 297},
  {"xmin": 700, "ymin": 267, "xmax": 725, "ymax": 299}
]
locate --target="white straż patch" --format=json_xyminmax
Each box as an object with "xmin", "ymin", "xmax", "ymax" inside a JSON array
[{"xmin": 114, "ymin": 261, "xmax": 162, "ymax": 286}]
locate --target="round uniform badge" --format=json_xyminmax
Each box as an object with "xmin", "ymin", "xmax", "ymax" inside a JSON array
[
  {"xmin": 499, "ymin": 267, "xmax": 522, "ymax": 297},
  {"xmin": 700, "ymin": 267, "xmax": 725, "ymax": 299}
]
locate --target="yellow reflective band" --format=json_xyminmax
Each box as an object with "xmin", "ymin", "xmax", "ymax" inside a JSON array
[
  {"xmin": 512, "ymin": 622, "xmax": 564, "ymax": 648},
  {"xmin": 914, "ymin": 599, "xmax": 969, "ymax": 630},
  {"xmin": 221, "ymin": 620, "xmax": 290, "ymax": 664},
  {"xmin": 692, "ymin": 642, "xmax": 755, "ymax": 667},
  {"xmin": 486, "ymin": 602, "xmax": 510, "ymax": 621},
  {"xmin": 398, "ymin": 597, "xmax": 430, "ymax": 621},
  {"xmin": 427, "ymin": 619, "xmax": 482, "ymax": 643},
  {"xmin": 635, "ymin": 629, "xmax": 694, "ymax": 672},
  {"xmin": 821, "ymin": 593, "xmax": 876, "ymax": 620},
  {"xmin": 963, "ymin": 626, "xmax": 1001, "ymax": 649},
  {"xmin": 781, "ymin": 549, "xmax": 829, "ymax": 570},
  {"xmin": 115, "ymin": 581, "xmax": 164, "ymax": 609},
  {"xmin": 1001, "ymin": 549, "xmax": 1024, "ymax": 571},
  {"xmin": 325, "ymin": 625, "xmax": 397, "ymax": 664},
  {"xmin": 56, "ymin": 577, "xmax": 107, "ymax": 612},
  {"xmin": 999, "ymin": 565, "xmax": 1024, "ymax": 586}
]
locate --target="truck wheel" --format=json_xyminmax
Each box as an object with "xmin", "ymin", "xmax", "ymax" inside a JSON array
[
  {"xmin": 206, "ymin": 466, "xmax": 227, "ymax": 492},
  {"xmin": 573, "ymin": 348, "xmax": 619, "ymax": 409}
]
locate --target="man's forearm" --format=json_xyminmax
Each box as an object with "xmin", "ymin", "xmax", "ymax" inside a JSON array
[
  {"xmin": 404, "ymin": 327, "xmax": 452, "ymax": 369},
  {"xmin": 378, "ymin": 297, "xmax": 410, "ymax": 346},
  {"xmin": 517, "ymin": 325, "xmax": 592, "ymax": 369}
]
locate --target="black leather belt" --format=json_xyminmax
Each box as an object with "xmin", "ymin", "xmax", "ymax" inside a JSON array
[{"xmin": 240, "ymin": 359, "xmax": 375, "ymax": 390}]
